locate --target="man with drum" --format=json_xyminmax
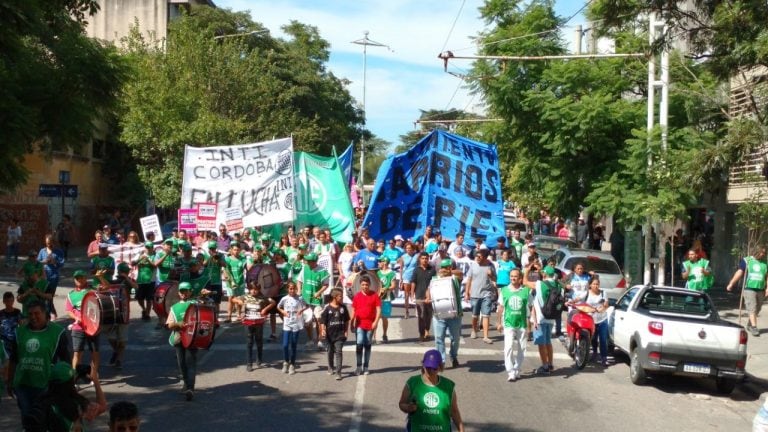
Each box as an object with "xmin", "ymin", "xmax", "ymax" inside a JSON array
[
  {"xmin": 174, "ymin": 242, "xmax": 199, "ymax": 282},
  {"xmin": 166, "ymin": 282, "xmax": 198, "ymax": 401},
  {"xmin": 296, "ymin": 252, "xmax": 330, "ymax": 349},
  {"xmin": 96, "ymin": 262, "xmax": 136, "ymax": 369},
  {"xmin": 66, "ymin": 270, "xmax": 100, "ymax": 383},
  {"xmin": 426, "ymin": 259, "xmax": 463, "ymax": 368},
  {"xmin": 201, "ymin": 241, "xmax": 225, "ymax": 323}
]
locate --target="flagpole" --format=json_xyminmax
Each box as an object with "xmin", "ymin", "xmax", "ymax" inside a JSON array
[{"xmin": 351, "ymin": 31, "xmax": 390, "ymax": 208}]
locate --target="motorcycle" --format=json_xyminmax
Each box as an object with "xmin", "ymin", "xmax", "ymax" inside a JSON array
[{"xmin": 563, "ymin": 301, "xmax": 596, "ymax": 370}]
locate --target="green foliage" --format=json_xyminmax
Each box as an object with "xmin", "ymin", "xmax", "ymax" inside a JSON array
[
  {"xmin": 119, "ymin": 6, "xmax": 365, "ymax": 208},
  {"xmin": 734, "ymin": 185, "xmax": 768, "ymax": 257},
  {"xmin": 0, "ymin": 0, "xmax": 127, "ymax": 193}
]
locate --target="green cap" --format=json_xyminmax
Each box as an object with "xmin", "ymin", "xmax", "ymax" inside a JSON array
[
  {"xmin": 378, "ymin": 256, "xmax": 390, "ymax": 264},
  {"xmin": 440, "ymin": 258, "xmax": 453, "ymax": 268},
  {"xmin": 229, "ymin": 240, "xmax": 240, "ymax": 247},
  {"xmin": 145, "ymin": 241, "xmax": 155, "ymax": 248},
  {"xmin": 260, "ymin": 233, "xmax": 271, "ymax": 241},
  {"xmin": 180, "ymin": 242, "xmax": 192, "ymax": 251},
  {"xmin": 49, "ymin": 361, "xmax": 75, "ymax": 383},
  {"xmin": 303, "ymin": 252, "xmax": 318, "ymax": 261},
  {"xmin": 254, "ymin": 244, "xmax": 263, "ymax": 251},
  {"xmin": 163, "ymin": 239, "xmax": 174, "ymax": 245},
  {"xmin": 298, "ymin": 244, "xmax": 307, "ymax": 249},
  {"xmin": 543, "ymin": 266, "xmax": 556, "ymax": 277},
  {"xmin": 73, "ymin": 270, "xmax": 87, "ymax": 278},
  {"xmin": 178, "ymin": 282, "xmax": 192, "ymax": 291},
  {"xmin": 117, "ymin": 262, "xmax": 131, "ymax": 273},
  {"xmin": 207, "ymin": 241, "xmax": 218, "ymax": 249}
]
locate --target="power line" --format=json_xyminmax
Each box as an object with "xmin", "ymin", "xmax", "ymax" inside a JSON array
[{"xmin": 440, "ymin": 0, "xmax": 467, "ymax": 54}]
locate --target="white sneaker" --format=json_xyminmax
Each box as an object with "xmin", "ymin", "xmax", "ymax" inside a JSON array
[
  {"xmin": 282, "ymin": 362, "xmax": 289, "ymax": 373},
  {"xmin": 470, "ymin": 330, "xmax": 477, "ymax": 339},
  {"xmin": 288, "ymin": 364, "xmax": 296, "ymax": 375}
]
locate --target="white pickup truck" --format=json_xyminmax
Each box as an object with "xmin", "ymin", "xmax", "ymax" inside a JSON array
[{"xmin": 609, "ymin": 285, "xmax": 748, "ymax": 394}]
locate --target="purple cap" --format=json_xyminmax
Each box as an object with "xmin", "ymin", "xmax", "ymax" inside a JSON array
[{"xmin": 422, "ymin": 349, "xmax": 443, "ymax": 369}]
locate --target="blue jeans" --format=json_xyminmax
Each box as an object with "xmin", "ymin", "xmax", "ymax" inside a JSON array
[
  {"xmin": 174, "ymin": 345, "xmax": 198, "ymax": 391},
  {"xmin": 433, "ymin": 316, "xmax": 462, "ymax": 362},
  {"xmin": 5, "ymin": 243, "xmax": 18, "ymax": 266},
  {"xmin": 282, "ymin": 329, "xmax": 300, "ymax": 364},
  {"xmin": 46, "ymin": 277, "xmax": 59, "ymax": 317},
  {"xmin": 355, "ymin": 328, "xmax": 373, "ymax": 368},
  {"xmin": 592, "ymin": 320, "xmax": 609, "ymax": 358},
  {"xmin": 14, "ymin": 385, "xmax": 46, "ymax": 421}
]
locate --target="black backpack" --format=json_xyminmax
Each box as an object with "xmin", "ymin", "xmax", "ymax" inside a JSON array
[{"xmin": 540, "ymin": 280, "xmax": 565, "ymax": 319}]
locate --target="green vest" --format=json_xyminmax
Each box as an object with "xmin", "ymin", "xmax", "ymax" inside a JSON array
[
  {"xmin": 406, "ymin": 374, "xmax": 455, "ymax": 432},
  {"xmin": 745, "ymin": 257, "xmax": 768, "ymax": 290},
  {"xmin": 67, "ymin": 289, "xmax": 89, "ymax": 310},
  {"xmin": 684, "ymin": 259, "xmax": 712, "ymax": 291},
  {"xmin": 300, "ymin": 265, "xmax": 329, "ymax": 306},
  {"xmin": 168, "ymin": 300, "xmax": 194, "ymax": 346},
  {"xmin": 500, "ymin": 286, "xmax": 530, "ymax": 329},
  {"xmin": 14, "ymin": 322, "xmax": 66, "ymax": 388}
]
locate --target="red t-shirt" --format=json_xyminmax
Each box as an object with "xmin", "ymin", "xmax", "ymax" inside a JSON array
[{"xmin": 352, "ymin": 290, "xmax": 381, "ymax": 330}]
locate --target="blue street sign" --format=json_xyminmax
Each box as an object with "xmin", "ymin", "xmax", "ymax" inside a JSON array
[
  {"xmin": 39, "ymin": 184, "xmax": 61, "ymax": 197},
  {"xmin": 63, "ymin": 185, "xmax": 78, "ymax": 198}
]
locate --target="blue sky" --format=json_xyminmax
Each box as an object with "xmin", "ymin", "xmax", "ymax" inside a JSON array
[{"xmin": 214, "ymin": 1, "xmax": 588, "ymax": 146}]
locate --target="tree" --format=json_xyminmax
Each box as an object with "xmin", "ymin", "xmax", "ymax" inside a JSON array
[
  {"xmin": 119, "ymin": 6, "xmax": 365, "ymax": 208},
  {"xmin": 0, "ymin": 0, "xmax": 127, "ymax": 193},
  {"xmin": 396, "ymin": 109, "xmax": 484, "ymax": 153}
]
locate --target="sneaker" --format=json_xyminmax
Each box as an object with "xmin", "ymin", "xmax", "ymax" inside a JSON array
[
  {"xmin": 751, "ymin": 326, "xmax": 760, "ymax": 337},
  {"xmin": 601, "ymin": 357, "xmax": 608, "ymax": 367},
  {"xmin": 514, "ymin": 370, "xmax": 521, "ymax": 380},
  {"xmin": 318, "ymin": 340, "xmax": 326, "ymax": 350},
  {"xmin": 451, "ymin": 357, "xmax": 459, "ymax": 369},
  {"xmin": 288, "ymin": 364, "xmax": 296, "ymax": 375},
  {"xmin": 247, "ymin": 364, "xmax": 254, "ymax": 372},
  {"xmin": 108, "ymin": 352, "xmax": 118, "ymax": 366},
  {"xmin": 483, "ymin": 337, "xmax": 493, "ymax": 344},
  {"xmin": 355, "ymin": 367, "xmax": 362, "ymax": 376},
  {"xmin": 507, "ymin": 374, "xmax": 516, "ymax": 382},
  {"xmin": 382, "ymin": 335, "xmax": 389, "ymax": 343},
  {"xmin": 547, "ymin": 364, "xmax": 554, "ymax": 372},
  {"xmin": 590, "ymin": 352, "xmax": 599, "ymax": 363},
  {"xmin": 282, "ymin": 362, "xmax": 289, "ymax": 374},
  {"xmin": 268, "ymin": 334, "xmax": 277, "ymax": 342},
  {"xmin": 535, "ymin": 365, "xmax": 551, "ymax": 375},
  {"xmin": 363, "ymin": 368, "xmax": 370, "ymax": 375},
  {"xmin": 336, "ymin": 373, "xmax": 343, "ymax": 381},
  {"xmin": 185, "ymin": 390, "xmax": 194, "ymax": 401},
  {"xmin": 470, "ymin": 330, "xmax": 478, "ymax": 339},
  {"xmin": 327, "ymin": 367, "xmax": 334, "ymax": 375}
]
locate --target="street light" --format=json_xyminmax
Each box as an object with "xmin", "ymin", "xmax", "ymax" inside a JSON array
[
  {"xmin": 213, "ymin": 29, "xmax": 269, "ymax": 40},
  {"xmin": 351, "ymin": 31, "xmax": 390, "ymax": 207}
]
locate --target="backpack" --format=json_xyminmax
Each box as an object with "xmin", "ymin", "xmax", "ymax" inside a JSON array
[{"xmin": 540, "ymin": 280, "xmax": 565, "ymax": 320}]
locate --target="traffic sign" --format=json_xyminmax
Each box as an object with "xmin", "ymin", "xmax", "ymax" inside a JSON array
[
  {"xmin": 63, "ymin": 185, "xmax": 78, "ymax": 198},
  {"xmin": 39, "ymin": 184, "xmax": 61, "ymax": 197}
]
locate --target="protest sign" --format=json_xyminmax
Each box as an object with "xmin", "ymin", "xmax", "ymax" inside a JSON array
[
  {"xmin": 196, "ymin": 203, "xmax": 217, "ymax": 231},
  {"xmin": 178, "ymin": 209, "xmax": 198, "ymax": 237},
  {"xmin": 361, "ymin": 130, "xmax": 505, "ymax": 242},
  {"xmin": 223, "ymin": 207, "xmax": 244, "ymax": 232},
  {"xmin": 140, "ymin": 215, "xmax": 162, "ymax": 242},
  {"xmin": 181, "ymin": 138, "xmax": 294, "ymax": 227}
]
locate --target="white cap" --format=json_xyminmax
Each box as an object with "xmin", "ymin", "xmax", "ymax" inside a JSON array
[{"xmin": 394, "ymin": 234, "xmax": 404, "ymax": 241}]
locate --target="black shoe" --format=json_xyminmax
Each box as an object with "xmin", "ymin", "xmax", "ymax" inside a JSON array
[
  {"xmin": 247, "ymin": 364, "xmax": 254, "ymax": 372},
  {"xmin": 108, "ymin": 352, "xmax": 118, "ymax": 366},
  {"xmin": 451, "ymin": 357, "xmax": 459, "ymax": 368},
  {"xmin": 185, "ymin": 390, "xmax": 194, "ymax": 401}
]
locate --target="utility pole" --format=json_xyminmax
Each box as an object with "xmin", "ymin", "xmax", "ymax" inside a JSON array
[{"xmin": 351, "ymin": 31, "xmax": 390, "ymax": 207}]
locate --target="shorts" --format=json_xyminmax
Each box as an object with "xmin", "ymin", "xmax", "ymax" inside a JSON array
[
  {"xmin": 103, "ymin": 324, "xmax": 127, "ymax": 343},
  {"xmin": 470, "ymin": 297, "xmax": 493, "ymax": 317},
  {"xmin": 207, "ymin": 283, "xmax": 223, "ymax": 303},
  {"xmin": 136, "ymin": 283, "xmax": 156, "ymax": 302},
  {"xmin": 381, "ymin": 301, "xmax": 392, "ymax": 318},
  {"xmin": 744, "ymin": 289, "xmax": 766, "ymax": 316},
  {"xmin": 72, "ymin": 330, "xmax": 100, "ymax": 353},
  {"xmin": 533, "ymin": 322, "xmax": 553, "ymax": 346}
]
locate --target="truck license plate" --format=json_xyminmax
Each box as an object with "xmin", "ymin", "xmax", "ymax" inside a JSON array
[{"xmin": 683, "ymin": 363, "xmax": 711, "ymax": 374}]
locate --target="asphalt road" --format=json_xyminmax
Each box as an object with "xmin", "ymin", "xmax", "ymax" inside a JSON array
[{"xmin": 0, "ymin": 282, "xmax": 763, "ymax": 431}]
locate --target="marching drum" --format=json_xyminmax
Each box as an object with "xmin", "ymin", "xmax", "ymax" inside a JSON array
[
  {"xmin": 153, "ymin": 281, "xmax": 179, "ymax": 317},
  {"xmin": 246, "ymin": 264, "xmax": 282, "ymax": 298},
  {"xmin": 429, "ymin": 277, "xmax": 459, "ymax": 320},
  {"xmin": 350, "ymin": 271, "xmax": 381, "ymax": 295},
  {"xmin": 82, "ymin": 291, "xmax": 120, "ymax": 336},
  {"xmin": 181, "ymin": 303, "xmax": 216, "ymax": 349}
]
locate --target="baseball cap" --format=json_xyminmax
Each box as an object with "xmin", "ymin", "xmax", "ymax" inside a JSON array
[
  {"xmin": 73, "ymin": 270, "xmax": 87, "ymax": 278},
  {"xmin": 49, "ymin": 361, "xmax": 75, "ymax": 383},
  {"xmin": 163, "ymin": 239, "xmax": 174, "ymax": 245},
  {"xmin": 180, "ymin": 242, "xmax": 192, "ymax": 251},
  {"xmin": 98, "ymin": 243, "xmax": 109, "ymax": 249},
  {"xmin": 440, "ymin": 258, "xmax": 453, "ymax": 268},
  {"xmin": 229, "ymin": 240, "xmax": 240, "ymax": 247},
  {"xmin": 543, "ymin": 266, "xmax": 556, "ymax": 277},
  {"xmin": 422, "ymin": 349, "xmax": 443, "ymax": 369},
  {"xmin": 117, "ymin": 262, "xmax": 131, "ymax": 273},
  {"xmin": 378, "ymin": 256, "xmax": 390, "ymax": 264},
  {"xmin": 394, "ymin": 234, "xmax": 404, "ymax": 241},
  {"xmin": 207, "ymin": 241, "xmax": 217, "ymax": 249},
  {"xmin": 145, "ymin": 241, "xmax": 155, "ymax": 248},
  {"xmin": 527, "ymin": 243, "xmax": 536, "ymax": 248},
  {"xmin": 178, "ymin": 282, "xmax": 192, "ymax": 291},
  {"xmin": 304, "ymin": 252, "xmax": 318, "ymax": 261}
]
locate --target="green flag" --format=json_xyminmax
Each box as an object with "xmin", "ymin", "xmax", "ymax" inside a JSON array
[{"xmin": 294, "ymin": 152, "xmax": 356, "ymax": 243}]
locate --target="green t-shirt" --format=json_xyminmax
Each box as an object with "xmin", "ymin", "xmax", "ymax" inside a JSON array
[
  {"xmin": 204, "ymin": 252, "xmax": 224, "ymax": 285},
  {"xmin": 135, "ymin": 254, "xmax": 155, "ymax": 284},
  {"xmin": 14, "ymin": 322, "xmax": 66, "ymax": 388},
  {"xmin": 20, "ymin": 261, "xmax": 43, "ymax": 282},
  {"xmin": 155, "ymin": 250, "xmax": 174, "ymax": 282},
  {"xmin": 225, "ymin": 255, "xmax": 247, "ymax": 294},
  {"xmin": 174, "ymin": 256, "xmax": 198, "ymax": 283},
  {"xmin": 276, "ymin": 262, "xmax": 290, "ymax": 296},
  {"xmin": 377, "ymin": 269, "xmax": 396, "ymax": 301},
  {"xmin": 18, "ymin": 279, "xmax": 49, "ymax": 316},
  {"xmin": 500, "ymin": 286, "xmax": 530, "ymax": 329},
  {"xmin": 745, "ymin": 256, "xmax": 768, "ymax": 290},
  {"xmin": 511, "ymin": 238, "xmax": 524, "ymax": 260},
  {"xmin": 298, "ymin": 264, "xmax": 330, "ymax": 306},
  {"xmin": 168, "ymin": 299, "xmax": 193, "ymax": 346},
  {"xmin": 90, "ymin": 255, "xmax": 115, "ymax": 287},
  {"xmin": 405, "ymin": 374, "xmax": 455, "ymax": 432}
]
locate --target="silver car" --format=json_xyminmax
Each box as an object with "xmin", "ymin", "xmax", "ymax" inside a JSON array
[{"xmin": 550, "ymin": 247, "xmax": 627, "ymax": 300}]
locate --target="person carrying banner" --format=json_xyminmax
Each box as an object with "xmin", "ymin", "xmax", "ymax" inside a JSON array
[{"xmin": 296, "ymin": 252, "xmax": 330, "ymax": 349}]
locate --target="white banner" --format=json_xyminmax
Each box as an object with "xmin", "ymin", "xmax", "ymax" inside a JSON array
[{"xmin": 181, "ymin": 138, "xmax": 294, "ymax": 227}]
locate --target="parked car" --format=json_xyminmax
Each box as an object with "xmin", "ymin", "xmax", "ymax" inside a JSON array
[
  {"xmin": 609, "ymin": 285, "xmax": 747, "ymax": 394},
  {"xmin": 503, "ymin": 211, "xmax": 528, "ymax": 233},
  {"xmin": 550, "ymin": 247, "xmax": 626, "ymax": 300},
  {"xmin": 533, "ymin": 235, "xmax": 578, "ymax": 262}
]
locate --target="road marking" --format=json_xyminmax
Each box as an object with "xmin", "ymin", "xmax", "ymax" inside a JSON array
[{"xmin": 349, "ymin": 375, "xmax": 366, "ymax": 432}]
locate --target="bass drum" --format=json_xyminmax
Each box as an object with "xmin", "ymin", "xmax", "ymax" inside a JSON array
[
  {"xmin": 82, "ymin": 291, "xmax": 119, "ymax": 336},
  {"xmin": 350, "ymin": 271, "xmax": 381, "ymax": 296},
  {"xmin": 181, "ymin": 303, "xmax": 216, "ymax": 350},
  {"xmin": 106, "ymin": 284, "xmax": 130, "ymax": 324},
  {"xmin": 153, "ymin": 281, "xmax": 179, "ymax": 317},
  {"xmin": 429, "ymin": 277, "xmax": 458, "ymax": 320},
  {"xmin": 246, "ymin": 264, "xmax": 282, "ymax": 298}
]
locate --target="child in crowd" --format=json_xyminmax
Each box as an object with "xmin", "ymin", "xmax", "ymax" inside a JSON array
[
  {"xmin": 236, "ymin": 281, "xmax": 276, "ymax": 371},
  {"xmin": 0, "ymin": 291, "xmax": 22, "ymax": 385},
  {"xmin": 319, "ymin": 288, "xmax": 350, "ymax": 380},
  {"xmin": 277, "ymin": 281, "xmax": 308, "ymax": 375}
]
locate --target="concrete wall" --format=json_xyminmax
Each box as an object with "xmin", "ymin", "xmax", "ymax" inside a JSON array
[{"xmin": 85, "ymin": 0, "xmax": 169, "ymax": 44}]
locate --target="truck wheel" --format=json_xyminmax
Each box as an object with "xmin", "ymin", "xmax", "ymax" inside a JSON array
[
  {"xmin": 629, "ymin": 348, "xmax": 647, "ymax": 385},
  {"xmin": 715, "ymin": 377, "xmax": 737, "ymax": 394}
]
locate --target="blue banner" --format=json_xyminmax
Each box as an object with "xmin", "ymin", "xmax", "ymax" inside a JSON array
[
  {"xmin": 361, "ymin": 130, "xmax": 505, "ymax": 242},
  {"xmin": 336, "ymin": 143, "xmax": 354, "ymax": 187}
]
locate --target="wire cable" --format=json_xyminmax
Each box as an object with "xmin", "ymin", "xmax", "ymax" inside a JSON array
[{"xmin": 440, "ymin": 0, "xmax": 468, "ymax": 54}]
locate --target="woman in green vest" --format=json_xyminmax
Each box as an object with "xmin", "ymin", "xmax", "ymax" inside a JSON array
[
  {"xmin": 681, "ymin": 249, "xmax": 713, "ymax": 292},
  {"xmin": 398, "ymin": 349, "xmax": 464, "ymax": 432}
]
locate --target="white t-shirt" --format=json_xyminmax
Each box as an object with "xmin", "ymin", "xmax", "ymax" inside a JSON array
[
  {"xmin": 337, "ymin": 251, "xmax": 355, "ymax": 278},
  {"xmin": 575, "ymin": 290, "xmax": 607, "ymax": 324},
  {"xmin": 277, "ymin": 295, "xmax": 307, "ymax": 331}
]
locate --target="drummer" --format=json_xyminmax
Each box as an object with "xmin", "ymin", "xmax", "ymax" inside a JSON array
[
  {"xmin": 296, "ymin": 252, "xmax": 330, "ymax": 350},
  {"xmin": 166, "ymin": 282, "xmax": 198, "ymax": 401},
  {"xmin": 174, "ymin": 242, "xmax": 199, "ymax": 282},
  {"xmin": 66, "ymin": 270, "xmax": 100, "ymax": 381},
  {"xmin": 96, "ymin": 262, "xmax": 136, "ymax": 369},
  {"xmin": 201, "ymin": 241, "xmax": 225, "ymax": 320}
]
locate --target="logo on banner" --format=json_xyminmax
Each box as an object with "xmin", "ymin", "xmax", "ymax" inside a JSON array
[
  {"xmin": 295, "ymin": 173, "xmax": 327, "ymax": 216},
  {"xmin": 277, "ymin": 150, "xmax": 292, "ymax": 175}
]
